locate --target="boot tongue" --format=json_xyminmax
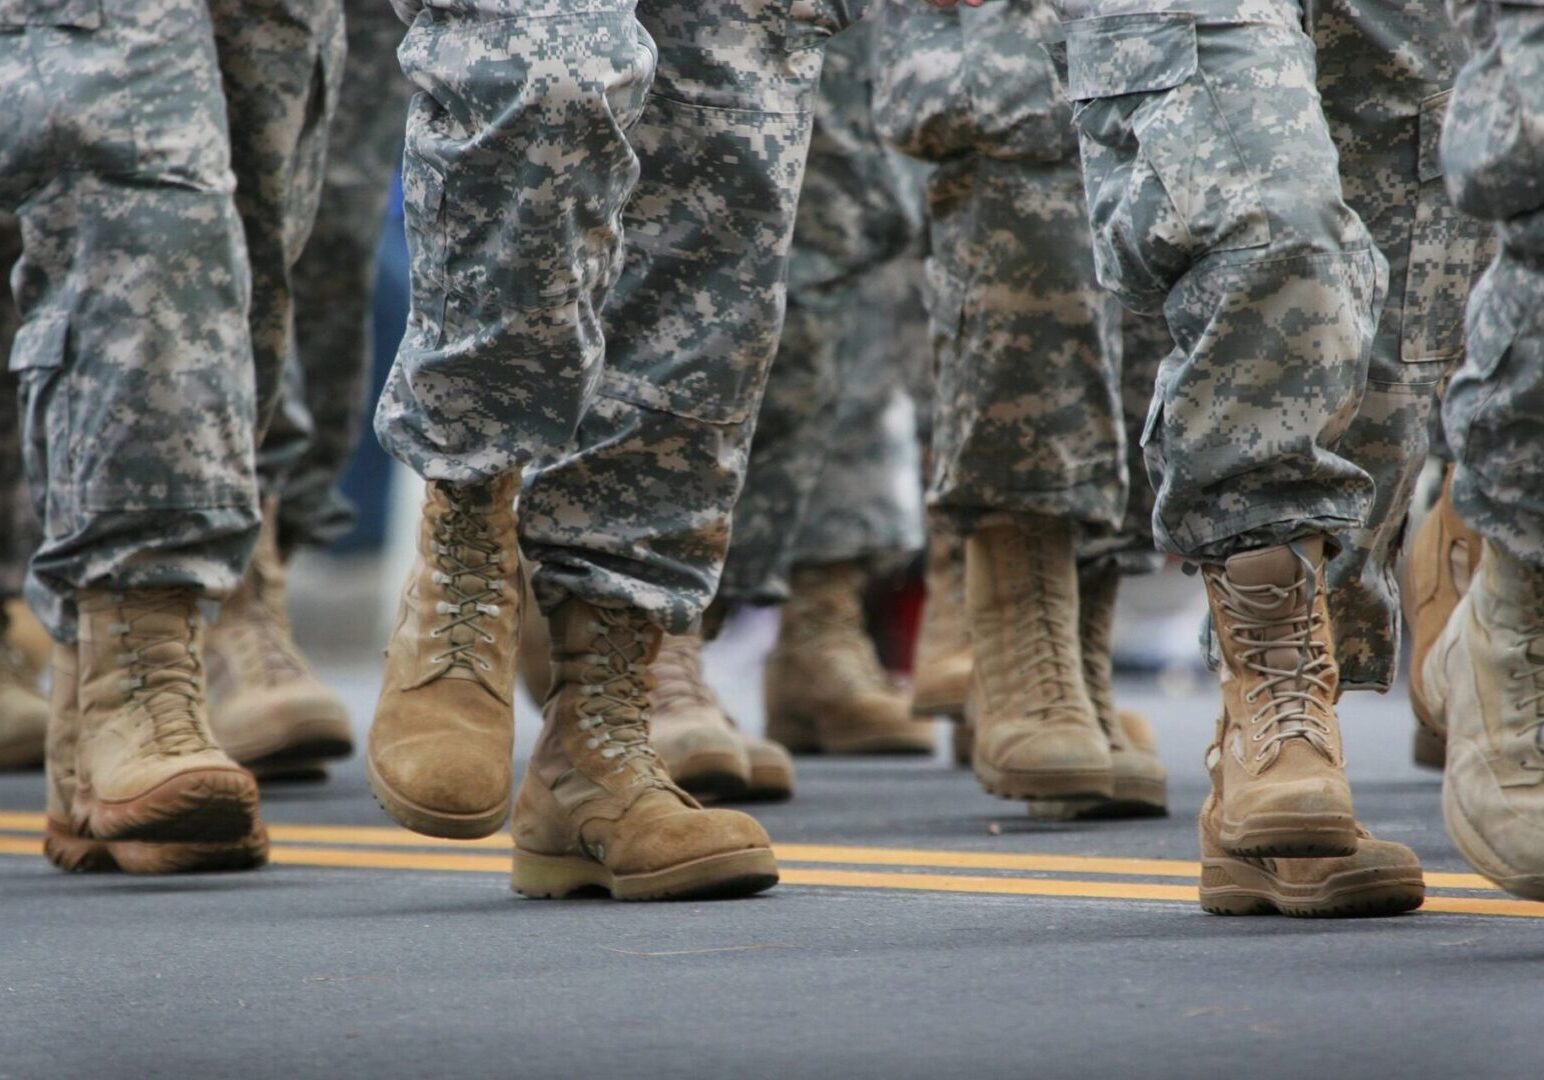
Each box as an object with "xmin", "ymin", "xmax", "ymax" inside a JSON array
[{"xmin": 1222, "ymin": 539, "xmax": 1320, "ymax": 680}]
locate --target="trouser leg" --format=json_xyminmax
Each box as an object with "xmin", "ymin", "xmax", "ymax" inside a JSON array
[
  {"xmin": 274, "ymin": 0, "xmax": 415, "ymax": 553},
  {"xmin": 520, "ymin": 0, "xmax": 859, "ymax": 632}
]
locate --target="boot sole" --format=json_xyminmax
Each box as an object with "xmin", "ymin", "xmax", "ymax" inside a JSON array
[
  {"xmin": 1031, "ymin": 776, "xmax": 1169, "ymax": 821},
  {"xmin": 45, "ymin": 817, "xmax": 270, "ymax": 874},
  {"xmin": 910, "ymin": 691, "xmax": 966, "ymax": 722},
  {"xmin": 81, "ymin": 767, "xmax": 261, "ymax": 844},
  {"xmin": 766, "ymin": 711, "xmax": 934, "ymax": 756},
  {"xmin": 1199, "ymin": 856, "xmax": 1424, "ymax": 918},
  {"xmin": 365, "ymin": 754, "xmax": 510, "ymax": 840},
  {"xmin": 1217, "ymin": 813, "xmax": 1358, "ymax": 859},
  {"xmin": 975, "ymin": 760, "xmax": 1114, "ymax": 803},
  {"xmin": 511, "ymin": 847, "xmax": 779, "ymax": 902},
  {"xmin": 220, "ymin": 711, "xmax": 355, "ymax": 770},
  {"xmin": 742, "ymin": 767, "xmax": 794, "ymax": 803},
  {"xmin": 670, "ymin": 750, "xmax": 751, "ymax": 802},
  {"xmin": 251, "ymin": 758, "xmax": 330, "ymax": 783},
  {"xmin": 1442, "ymin": 771, "xmax": 1544, "ymax": 901}
]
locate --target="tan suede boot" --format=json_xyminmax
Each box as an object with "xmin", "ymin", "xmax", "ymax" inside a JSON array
[
  {"xmin": 1202, "ymin": 538, "xmax": 1356, "ymax": 857},
  {"xmin": 1079, "ymin": 563, "xmax": 1167, "ymax": 817},
  {"xmin": 74, "ymin": 588, "xmax": 260, "ymax": 843},
  {"xmin": 912, "ymin": 524, "xmax": 971, "ymax": 720},
  {"xmin": 0, "ymin": 604, "xmax": 48, "ymax": 769},
  {"xmin": 45, "ymin": 642, "xmax": 268, "ymax": 874},
  {"xmin": 764, "ymin": 561, "xmax": 934, "ymax": 755},
  {"xmin": 207, "ymin": 500, "xmax": 353, "ymax": 776},
  {"xmin": 1403, "ymin": 468, "xmax": 1482, "ymax": 769},
  {"xmin": 965, "ymin": 518, "xmax": 1112, "ymax": 802},
  {"xmin": 1425, "ymin": 541, "xmax": 1544, "ymax": 899},
  {"xmin": 1198, "ymin": 759, "xmax": 1422, "ymax": 917},
  {"xmin": 511, "ymin": 600, "xmax": 777, "ymax": 901},
  {"xmin": 650, "ymin": 631, "xmax": 752, "ymax": 799},
  {"xmin": 743, "ymin": 735, "xmax": 794, "ymax": 801},
  {"xmin": 368, "ymin": 473, "xmax": 522, "ymax": 839}
]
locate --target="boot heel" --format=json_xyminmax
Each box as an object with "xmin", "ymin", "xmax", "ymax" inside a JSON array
[
  {"xmin": 510, "ymin": 850, "xmax": 610, "ymax": 899},
  {"xmin": 763, "ymin": 708, "xmax": 820, "ymax": 754}
]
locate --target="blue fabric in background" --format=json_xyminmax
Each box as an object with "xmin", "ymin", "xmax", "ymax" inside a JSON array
[{"xmin": 332, "ymin": 169, "xmax": 408, "ymax": 553}]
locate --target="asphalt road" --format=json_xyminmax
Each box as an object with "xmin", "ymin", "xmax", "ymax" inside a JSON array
[{"xmin": 2, "ymin": 625, "xmax": 1540, "ymax": 1079}]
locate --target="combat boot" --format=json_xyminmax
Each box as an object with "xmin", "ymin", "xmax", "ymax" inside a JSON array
[
  {"xmin": 1202, "ymin": 538, "xmax": 1356, "ymax": 857},
  {"xmin": 74, "ymin": 588, "xmax": 260, "ymax": 843},
  {"xmin": 650, "ymin": 630, "xmax": 752, "ymax": 799},
  {"xmin": 207, "ymin": 500, "xmax": 353, "ymax": 777},
  {"xmin": 912, "ymin": 523, "xmax": 972, "ymax": 720},
  {"xmin": 764, "ymin": 561, "xmax": 934, "ymax": 755},
  {"xmin": 1079, "ymin": 563, "xmax": 1167, "ymax": 816},
  {"xmin": 369, "ymin": 473, "xmax": 522, "ymax": 839},
  {"xmin": 965, "ymin": 518, "xmax": 1112, "ymax": 802},
  {"xmin": 0, "ymin": 604, "xmax": 48, "ymax": 769},
  {"xmin": 743, "ymin": 735, "xmax": 794, "ymax": 801},
  {"xmin": 510, "ymin": 599, "xmax": 777, "ymax": 900},
  {"xmin": 517, "ymin": 568, "xmax": 552, "ymax": 706},
  {"xmin": 1424, "ymin": 541, "xmax": 1544, "ymax": 899},
  {"xmin": 1198, "ymin": 754, "xmax": 1422, "ymax": 917},
  {"xmin": 1403, "ymin": 468, "xmax": 1482, "ymax": 769},
  {"xmin": 45, "ymin": 642, "xmax": 268, "ymax": 874}
]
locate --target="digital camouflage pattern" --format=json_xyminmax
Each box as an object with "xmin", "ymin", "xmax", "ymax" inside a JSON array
[
  {"xmin": 0, "ymin": 0, "xmax": 342, "ymax": 639},
  {"xmin": 0, "ymin": 214, "xmax": 35, "ymax": 600},
  {"xmin": 266, "ymin": 0, "xmax": 414, "ymax": 554},
  {"xmin": 1, "ymin": 0, "xmax": 257, "ymax": 639},
  {"xmin": 1440, "ymin": 0, "xmax": 1544, "ymax": 568},
  {"xmin": 875, "ymin": 0, "xmax": 1159, "ymax": 571},
  {"xmin": 1057, "ymin": 0, "xmax": 1485, "ymax": 689},
  {"xmin": 212, "ymin": 0, "xmax": 345, "ymax": 452},
  {"xmin": 719, "ymin": 21, "xmax": 927, "ymax": 605},
  {"xmin": 378, "ymin": 0, "xmax": 862, "ymax": 633}
]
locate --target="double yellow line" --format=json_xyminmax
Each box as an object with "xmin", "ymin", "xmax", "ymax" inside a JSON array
[{"xmin": 1, "ymin": 812, "xmax": 1540, "ymax": 918}]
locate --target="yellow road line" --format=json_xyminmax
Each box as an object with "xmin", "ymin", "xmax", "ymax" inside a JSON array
[
  {"xmin": 3, "ymin": 834, "xmax": 1543, "ymax": 917},
  {"xmin": 0, "ymin": 813, "xmax": 1505, "ymax": 891}
]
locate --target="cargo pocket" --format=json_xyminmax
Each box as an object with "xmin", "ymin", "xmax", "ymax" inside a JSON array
[
  {"xmin": 872, "ymin": 5, "xmax": 972, "ymax": 162},
  {"xmin": 8, "ymin": 313, "xmax": 74, "ymax": 527},
  {"xmin": 1065, "ymin": 14, "xmax": 1270, "ymax": 312},
  {"xmin": 1401, "ymin": 90, "xmax": 1492, "ymax": 364},
  {"xmin": 784, "ymin": 0, "xmax": 860, "ymax": 51},
  {"xmin": 958, "ymin": 2, "xmax": 1074, "ymax": 163}
]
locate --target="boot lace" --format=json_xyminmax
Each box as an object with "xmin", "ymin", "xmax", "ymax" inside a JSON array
[
  {"xmin": 111, "ymin": 591, "xmax": 207, "ymax": 755},
  {"xmin": 1506, "ymin": 627, "xmax": 1544, "ymax": 764},
  {"xmin": 575, "ymin": 608, "xmax": 666, "ymax": 782},
  {"xmin": 429, "ymin": 486, "xmax": 506, "ymax": 673},
  {"xmin": 999, "ymin": 541, "xmax": 1083, "ymax": 716},
  {"xmin": 651, "ymin": 632, "xmax": 716, "ymax": 712},
  {"xmin": 1214, "ymin": 543, "xmax": 1335, "ymax": 762}
]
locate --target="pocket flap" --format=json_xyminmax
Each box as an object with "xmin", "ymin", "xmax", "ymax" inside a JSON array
[
  {"xmin": 1066, "ymin": 14, "xmax": 1197, "ymax": 100},
  {"xmin": 8, "ymin": 313, "xmax": 68, "ymax": 373},
  {"xmin": 1416, "ymin": 89, "xmax": 1451, "ymax": 184},
  {"xmin": 0, "ymin": 0, "xmax": 102, "ymax": 29}
]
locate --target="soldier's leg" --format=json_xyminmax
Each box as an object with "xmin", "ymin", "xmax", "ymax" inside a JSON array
[
  {"xmin": 1059, "ymin": 0, "xmax": 1421, "ymax": 902},
  {"xmin": 1424, "ymin": 12, "xmax": 1544, "ymax": 899},
  {"xmin": 1, "ymin": 0, "xmax": 266, "ymax": 857},
  {"xmin": 1313, "ymin": 0, "xmax": 1487, "ymax": 691},
  {"xmin": 511, "ymin": 1, "xmax": 864, "ymax": 897},
  {"xmin": 0, "ymin": 214, "xmax": 48, "ymax": 770},
  {"xmin": 202, "ymin": 0, "xmax": 382, "ymax": 780},
  {"xmin": 275, "ymin": 0, "xmax": 415, "ymax": 553}
]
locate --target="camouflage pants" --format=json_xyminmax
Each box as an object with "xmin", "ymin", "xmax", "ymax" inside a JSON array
[
  {"xmin": 0, "ymin": 216, "xmax": 33, "ymax": 601},
  {"xmin": 872, "ymin": 0, "xmax": 1163, "ymax": 575},
  {"xmin": 719, "ymin": 19, "xmax": 927, "ymax": 605},
  {"xmin": 377, "ymin": 0, "xmax": 860, "ymax": 632},
  {"xmin": 0, "ymin": 0, "xmax": 341, "ymax": 638},
  {"xmin": 265, "ymin": 0, "xmax": 415, "ymax": 554},
  {"xmin": 1441, "ymin": 2, "xmax": 1544, "ymax": 569},
  {"xmin": 1059, "ymin": 0, "xmax": 1488, "ymax": 689}
]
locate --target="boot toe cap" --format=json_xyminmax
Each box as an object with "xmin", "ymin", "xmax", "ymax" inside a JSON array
[{"xmin": 610, "ymin": 807, "xmax": 771, "ymax": 875}]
